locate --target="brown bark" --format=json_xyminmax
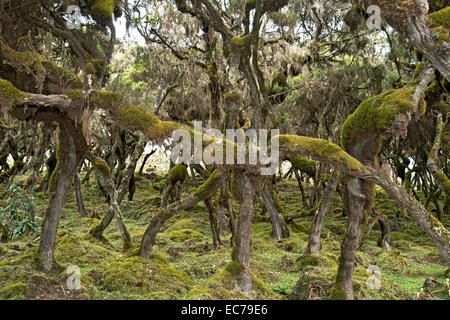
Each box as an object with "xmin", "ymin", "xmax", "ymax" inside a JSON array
[
  {"xmin": 205, "ymin": 198, "xmax": 222, "ymax": 249},
  {"xmin": 261, "ymin": 184, "xmax": 289, "ymax": 240},
  {"xmin": 89, "ymin": 156, "xmax": 132, "ymax": 250},
  {"xmin": 232, "ymin": 171, "xmax": 258, "ymax": 295},
  {"xmin": 74, "ymin": 167, "xmax": 87, "ymax": 218},
  {"xmin": 304, "ymin": 169, "xmax": 339, "ymax": 257},
  {"xmin": 38, "ymin": 118, "xmax": 87, "ymax": 272},
  {"xmin": 118, "ymin": 138, "xmax": 146, "ymax": 204}
]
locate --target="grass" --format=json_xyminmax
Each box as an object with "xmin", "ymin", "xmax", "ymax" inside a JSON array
[{"xmin": 0, "ymin": 173, "xmax": 448, "ymax": 300}]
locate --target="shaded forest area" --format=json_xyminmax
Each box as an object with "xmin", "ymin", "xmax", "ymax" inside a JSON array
[{"xmin": 0, "ymin": 0, "xmax": 449, "ymax": 300}]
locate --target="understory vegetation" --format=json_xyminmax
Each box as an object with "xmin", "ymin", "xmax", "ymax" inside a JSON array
[
  {"xmin": 0, "ymin": 0, "xmax": 449, "ymax": 301},
  {"xmin": 0, "ymin": 174, "xmax": 448, "ymax": 300}
]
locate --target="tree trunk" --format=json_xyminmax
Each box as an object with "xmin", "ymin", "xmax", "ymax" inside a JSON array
[
  {"xmin": 89, "ymin": 156, "xmax": 132, "ymax": 250},
  {"xmin": 38, "ymin": 125, "xmax": 84, "ymax": 272},
  {"xmin": 205, "ymin": 198, "xmax": 222, "ymax": 249},
  {"xmin": 139, "ymin": 170, "xmax": 225, "ymax": 258},
  {"xmin": 138, "ymin": 149, "xmax": 155, "ymax": 176},
  {"xmin": 74, "ymin": 167, "xmax": 87, "ymax": 217},
  {"xmin": 331, "ymin": 177, "xmax": 368, "ymax": 300},
  {"xmin": 293, "ymin": 169, "xmax": 307, "ymax": 207},
  {"xmin": 304, "ymin": 169, "xmax": 339, "ymax": 257},
  {"xmin": 261, "ymin": 184, "xmax": 289, "ymax": 240},
  {"xmin": 232, "ymin": 172, "xmax": 257, "ymax": 295}
]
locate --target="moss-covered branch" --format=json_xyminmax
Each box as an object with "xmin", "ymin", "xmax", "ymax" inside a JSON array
[
  {"xmin": 139, "ymin": 169, "xmax": 226, "ymax": 258},
  {"xmin": 428, "ymin": 113, "xmax": 450, "ymax": 196}
]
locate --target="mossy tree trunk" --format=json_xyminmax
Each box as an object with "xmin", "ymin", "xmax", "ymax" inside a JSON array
[
  {"xmin": 89, "ymin": 156, "xmax": 132, "ymax": 250},
  {"xmin": 205, "ymin": 198, "xmax": 222, "ymax": 249},
  {"xmin": 118, "ymin": 138, "xmax": 146, "ymax": 204},
  {"xmin": 139, "ymin": 170, "xmax": 225, "ymax": 258},
  {"xmin": 261, "ymin": 184, "xmax": 289, "ymax": 240},
  {"xmin": 74, "ymin": 165, "xmax": 87, "ymax": 218},
  {"xmin": 304, "ymin": 168, "xmax": 339, "ymax": 257},
  {"xmin": 232, "ymin": 171, "xmax": 259, "ymax": 295},
  {"xmin": 24, "ymin": 123, "xmax": 52, "ymax": 190},
  {"xmin": 38, "ymin": 121, "xmax": 87, "ymax": 272}
]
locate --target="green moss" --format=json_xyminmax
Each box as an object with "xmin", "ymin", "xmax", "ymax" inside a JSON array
[
  {"xmin": 168, "ymin": 164, "xmax": 187, "ymax": 184},
  {"xmin": 271, "ymin": 72, "xmax": 287, "ymax": 89},
  {"xmin": 441, "ymin": 120, "xmax": 449, "ymax": 157},
  {"xmin": 54, "ymin": 228, "xmax": 111, "ymax": 267},
  {"xmin": 427, "ymin": 7, "xmax": 450, "ymax": 28},
  {"xmin": 0, "ymin": 39, "xmax": 84, "ymax": 91},
  {"xmin": 40, "ymin": 60, "xmax": 83, "ymax": 89},
  {"xmin": 0, "ymin": 79, "xmax": 26, "ymax": 110},
  {"xmin": 91, "ymin": 255, "xmax": 190, "ymax": 293},
  {"xmin": 278, "ymin": 135, "xmax": 363, "ymax": 171},
  {"xmin": 116, "ymin": 105, "xmax": 180, "ymax": 139},
  {"xmin": 224, "ymin": 90, "xmax": 241, "ymax": 104},
  {"xmin": 85, "ymin": 62, "xmax": 96, "ymax": 75},
  {"xmin": 289, "ymin": 156, "xmax": 317, "ymax": 177},
  {"xmin": 166, "ymin": 229, "xmax": 204, "ymax": 242},
  {"xmin": 230, "ymin": 35, "xmax": 253, "ymax": 47},
  {"xmin": 93, "ymin": 156, "xmax": 111, "ymax": 176},
  {"xmin": 65, "ymin": 89, "xmax": 85, "ymax": 109},
  {"xmin": 194, "ymin": 170, "xmax": 222, "ymax": 199},
  {"xmin": 435, "ymin": 170, "xmax": 450, "ymax": 194},
  {"xmin": 88, "ymin": 0, "xmax": 116, "ymax": 25},
  {"xmin": 295, "ymin": 255, "xmax": 320, "ymax": 267},
  {"xmin": 90, "ymin": 90, "xmax": 121, "ymax": 110},
  {"xmin": 329, "ymin": 283, "xmax": 347, "ymax": 300},
  {"xmin": 341, "ymin": 85, "xmax": 418, "ymax": 152},
  {"xmin": 0, "ymin": 282, "xmax": 29, "ymax": 298},
  {"xmin": 224, "ymin": 261, "xmax": 244, "ymax": 275}
]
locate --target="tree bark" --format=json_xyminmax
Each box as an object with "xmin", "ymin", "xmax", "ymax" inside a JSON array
[
  {"xmin": 304, "ymin": 169, "xmax": 339, "ymax": 257},
  {"xmin": 89, "ymin": 156, "xmax": 132, "ymax": 250},
  {"xmin": 232, "ymin": 172, "xmax": 258, "ymax": 295},
  {"xmin": 261, "ymin": 184, "xmax": 289, "ymax": 240},
  {"xmin": 74, "ymin": 166, "xmax": 87, "ymax": 218},
  {"xmin": 38, "ymin": 122, "xmax": 85, "ymax": 272}
]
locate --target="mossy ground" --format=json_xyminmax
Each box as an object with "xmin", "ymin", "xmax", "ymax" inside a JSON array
[{"xmin": 0, "ymin": 174, "xmax": 449, "ymax": 300}]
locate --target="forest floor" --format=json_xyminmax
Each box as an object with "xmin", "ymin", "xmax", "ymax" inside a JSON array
[{"xmin": 0, "ymin": 173, "xmax": 449, "ymax": 300}]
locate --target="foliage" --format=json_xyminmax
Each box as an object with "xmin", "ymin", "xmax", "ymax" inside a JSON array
[{"xmin": 0, "ymin": 184, "xmax": 40, "ymax": 241}]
